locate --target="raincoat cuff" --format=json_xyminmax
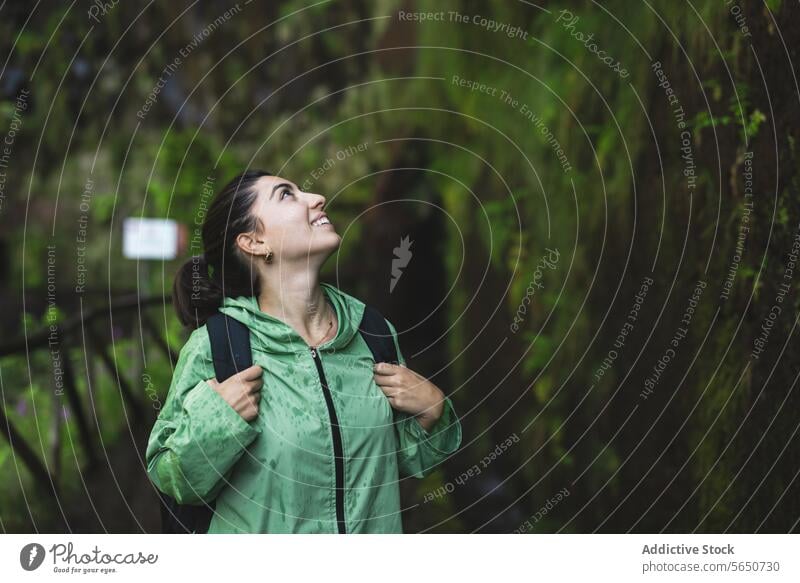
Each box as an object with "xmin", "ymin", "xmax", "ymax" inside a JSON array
[
  {"xmin": 183, "ymin": 379, "xmax": 262, "ymax": 444},
  {"xmin": 407, "ymin": 396, "xmax": 462, "ymax": 456}
]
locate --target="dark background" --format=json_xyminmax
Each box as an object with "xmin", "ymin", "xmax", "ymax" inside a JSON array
[{"xmin": 0, "ymin": 0, "xmax": 798, "ymax": 533}]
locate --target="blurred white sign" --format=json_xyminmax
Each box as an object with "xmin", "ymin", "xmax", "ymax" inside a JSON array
[{"xmin": 123, "ymin": 218, "xmax": 179, "ymax": 260}]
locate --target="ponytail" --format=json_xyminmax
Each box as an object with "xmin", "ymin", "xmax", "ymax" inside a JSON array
[
  {"xmin": 173, "ymin": 254, "xmax": 224, "ymax": 328},
  {"xmin": 173, "ymin": 170, "xmax": 273, "ymax": 328}
]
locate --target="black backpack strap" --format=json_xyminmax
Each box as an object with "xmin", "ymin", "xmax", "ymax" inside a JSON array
[
  {"xmin": 207, "ymin": 313, "xmax": 253, "ymax": 380},
  {"xmin": 358, "ymin": 304, "xmax": 399, "ymax": 364},
  {"xmin": 159, "ymin": 312, "xmax": 254, "ymax": 535},
  {"xmin": 157, "ymin": 490, "xmax": 214, "ymax": 534}
]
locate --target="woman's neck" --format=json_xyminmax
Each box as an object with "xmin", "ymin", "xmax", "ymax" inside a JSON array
[{"xmin": 256, "ymin": 268, "xmax": 335, "ymax": 344}]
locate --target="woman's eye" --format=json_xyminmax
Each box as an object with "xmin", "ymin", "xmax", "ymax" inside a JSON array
[{"xmin": 280, "ymin": 189, "xmax": 294, "ymax": 200}]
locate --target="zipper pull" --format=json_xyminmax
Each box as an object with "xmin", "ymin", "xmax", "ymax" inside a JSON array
[{"xmin": 310, "ymin": 346, "xmax": 317, "ymax": 358}]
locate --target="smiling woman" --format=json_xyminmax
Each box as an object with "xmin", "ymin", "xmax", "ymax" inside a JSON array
[{"xmin": 145, "ymin": 170, "xmax": 462, "ymax": 533}]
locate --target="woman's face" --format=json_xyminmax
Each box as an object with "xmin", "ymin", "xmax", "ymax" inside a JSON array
[{"xmin": 247, "ymin": 175, "xmax": 341, "ymax": 264}]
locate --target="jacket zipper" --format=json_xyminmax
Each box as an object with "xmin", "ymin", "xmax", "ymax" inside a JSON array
[{"xmin": 309, "ymin": 346, "xmax": 346, "ymax": 534}]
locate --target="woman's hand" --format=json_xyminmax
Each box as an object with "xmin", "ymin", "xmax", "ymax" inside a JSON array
[
  {"xmin": 206, "ymin": 364, "xmax": 263, "ymax": 422},
  {"xmin": 373, "ymin": 362, "xmax": 445, "ymax": 432}
]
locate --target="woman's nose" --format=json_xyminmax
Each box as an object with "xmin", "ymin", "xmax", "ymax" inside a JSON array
[{"xmin": 308, "ymin": 192, "xmax": 326, "ymax": 208}]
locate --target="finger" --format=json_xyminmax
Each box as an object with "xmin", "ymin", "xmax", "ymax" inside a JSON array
[
  {"xmin": 206, "ymin": 378, "xmax": 219, "ymax": 388},
  {"xmin": 373, "ymin": 373, "xmax": 399, "ymax": 387},
  {"xmin": 236, "ymin": 364, "xmax": 263, "ymax": 381},
  {"xmin": 384, "ymin": 393, "xmax": 403, "ymax": 410},
  {"xmin": 229, "ymin": 376, "xmax": 251, "ymax": 391},
  {"xmin": 373, "ymin": 362, "xmax": 399, "ymax": 376},
  {"xmin": 377, "ymin": 383, "xmax": 400, "ymax": 398}
]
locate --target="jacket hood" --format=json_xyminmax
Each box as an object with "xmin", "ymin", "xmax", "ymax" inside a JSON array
[{"xmin": 218, "ymin": 282, "xmax": 366, "ymax": 355}]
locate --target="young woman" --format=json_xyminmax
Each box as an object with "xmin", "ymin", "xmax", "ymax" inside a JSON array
[{"xmin": 145, "ymin": 170, "xmax": 462, "ymax": 533}]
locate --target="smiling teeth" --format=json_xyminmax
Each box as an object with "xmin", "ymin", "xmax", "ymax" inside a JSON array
[{"xmin": 312, "ymin": 217, "xmax": 331, "ymax": 226}]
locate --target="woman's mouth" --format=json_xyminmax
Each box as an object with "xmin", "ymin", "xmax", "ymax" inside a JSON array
[{"xmin": 311, "ymin": 215, "xmax": 332, "ymax": 227}]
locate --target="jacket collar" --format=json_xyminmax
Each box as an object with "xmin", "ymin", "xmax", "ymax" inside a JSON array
[{"xmin": 218, "ymin": 282, "xmax": 366, "ymax": 355}]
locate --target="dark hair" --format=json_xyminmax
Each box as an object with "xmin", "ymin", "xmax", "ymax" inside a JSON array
[{"xmin": 173, "ymin": 170, "xmax": 273, "ymax": 328}]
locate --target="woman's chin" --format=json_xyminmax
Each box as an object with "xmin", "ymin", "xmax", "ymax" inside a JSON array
[
  {"xmin": 314, "ymin": 233, "xmax": 342, "ymax": 255},
  {"xmin": 313, "ymin": 229, "xmax": 341, "ymax": 245},
  {"xmin": 326, "ymin": 233, "xmax": 342, "ymax": 251}
]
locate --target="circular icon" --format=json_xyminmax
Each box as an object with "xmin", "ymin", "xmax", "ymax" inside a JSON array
[{"xmin": 19, "ymin": 543, "xmax": 46, "ymax": 571}]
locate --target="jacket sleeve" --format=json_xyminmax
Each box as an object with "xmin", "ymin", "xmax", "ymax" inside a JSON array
[
  {"xmin": 385, "ymin": 319, "xmax": 463, "ymax": 479},
  {"xmin": 145, "ymin": 326, "xmax": 262, "ymax": 505}
]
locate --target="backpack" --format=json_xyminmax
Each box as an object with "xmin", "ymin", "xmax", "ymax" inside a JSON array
[{"xmin": 157, "ymin": 304, "xmax": 399, "ymax": 534}]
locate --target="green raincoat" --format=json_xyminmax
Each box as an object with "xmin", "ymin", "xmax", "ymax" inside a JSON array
[{"xmin": 145, "ymin": 282, "xmax": 462, "ymax": 533}]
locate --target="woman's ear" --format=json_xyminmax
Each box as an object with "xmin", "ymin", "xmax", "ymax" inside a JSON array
[{"xmin": 235, "ymin": 232, "xmax": 264, "ymax": 258}]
